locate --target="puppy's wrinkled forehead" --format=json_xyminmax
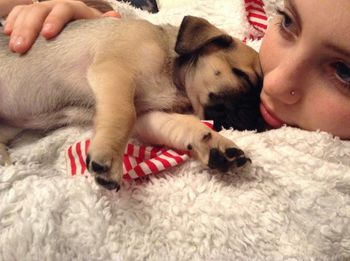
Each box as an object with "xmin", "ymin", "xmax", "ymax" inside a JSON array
[
  {"xmin": 227, "ymin": 40, "xmax": 261, "ymax": 70},
  {"xmin": 203, "ymin": 42, "xmax": 260, "ymax": 69}
]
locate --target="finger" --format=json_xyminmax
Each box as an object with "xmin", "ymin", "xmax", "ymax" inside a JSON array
[
  {"xmin": 9, "ymin": 5, "xmax": 50, "ymax": 53},
  {"xmin": 3, "ymin": 5, "xmax": 25, "ymax": 35},
  {"xmin": 40, "ymin": 3, "xmax": 76, "ymax": 39},
  {"xmin": 103, "ymin": 11, "xmax": 121, "ymax": 18},
  {"xmin": 40, "ymin": 2, "xmax": 99, "ymax": 39}
]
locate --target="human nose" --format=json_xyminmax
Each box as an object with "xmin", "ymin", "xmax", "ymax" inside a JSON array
[{"xmin": 263, "ymin": 58, "xmax": 306, "ymax": 105}]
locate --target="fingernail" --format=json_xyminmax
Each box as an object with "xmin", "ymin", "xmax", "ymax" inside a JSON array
[
  {"xmin": 42, "ymin": 23, "xmax": 53, "ymax": 32},
  {"xmin": 14, "ymin": 36, "xmax": 24, "ymax": 47},
  {"xmin": 8, "ymin": 36, "xmax": 17, "ymax": 52},
  {"xmin": 9, "ymin": 35, "xmax": 17, "ymax": 46}
]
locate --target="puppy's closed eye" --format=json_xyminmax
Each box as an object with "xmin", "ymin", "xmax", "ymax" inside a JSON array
[{"xmin": 232, "ymin": 68, "xmax": 253, "ymax": 88}]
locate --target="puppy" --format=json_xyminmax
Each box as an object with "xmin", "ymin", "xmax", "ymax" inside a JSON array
[{"xmin": 0, "ymin": 16, "xmax": 263, "ymax": 190}]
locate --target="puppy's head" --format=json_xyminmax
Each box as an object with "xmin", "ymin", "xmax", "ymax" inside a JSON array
[{"xmin": 174, "ymin": 16, "xmax": 265, "ymax": 131}]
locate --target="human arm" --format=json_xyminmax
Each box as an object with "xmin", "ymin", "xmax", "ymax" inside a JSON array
[{"xmin": 2, "ymin": 0, "xmax": 120, "ymax": 53}]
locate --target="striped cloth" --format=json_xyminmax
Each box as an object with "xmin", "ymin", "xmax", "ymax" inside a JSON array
[
  {"xmin": 66, "ymin": 121, "xmax": 213, "ymax": 180},
  {"xmin": 243, "ymin": 0, "xmax": 268, "ymax": 41}
]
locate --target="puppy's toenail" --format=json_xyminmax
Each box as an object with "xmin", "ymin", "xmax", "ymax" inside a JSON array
[
  {"xmin": 95, "ymin": 177, "xmax": 120, "ymax": 191},
  {"xmin": 236, "ymin": 156, "xmax": 251, "ymax": 167}
]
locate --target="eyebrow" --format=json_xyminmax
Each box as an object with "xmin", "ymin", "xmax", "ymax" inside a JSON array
[
  {"xmin": 324, "ymin": 43, "xmax": 350, "ymax": 60},
  {"xmin": 284, "ymin": 0, "xmax": 350, "ymax": 61}
]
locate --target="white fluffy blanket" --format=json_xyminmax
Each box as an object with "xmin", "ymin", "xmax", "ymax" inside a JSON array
[{"xmin": 1, "ymin": 1, "xmax": 350, "ymax": 260}]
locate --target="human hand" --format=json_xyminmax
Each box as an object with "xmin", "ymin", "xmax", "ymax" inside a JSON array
[{"xmin": 3, "ymin": 0, "xmax": 121, "ymax": 53}]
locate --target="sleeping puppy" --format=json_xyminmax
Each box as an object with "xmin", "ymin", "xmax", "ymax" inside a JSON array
[{"xmin": 0, "ymin": 16, "xmax": 263, "ymax": 191}]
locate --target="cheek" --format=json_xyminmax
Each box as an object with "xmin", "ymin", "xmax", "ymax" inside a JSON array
[
  {"xmin": 259, "ymin": 24, "xmax": 280, "ymax": 76},
  {"xmin": 302, "ymin": 92, "xmax": 350, "ymax": 138}
]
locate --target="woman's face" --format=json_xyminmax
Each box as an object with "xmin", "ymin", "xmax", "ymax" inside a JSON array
[{"xmin": 259, "ymin": 0, "xmax": 350, "ymax": 139}]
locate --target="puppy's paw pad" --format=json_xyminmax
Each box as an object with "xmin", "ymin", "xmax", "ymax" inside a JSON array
[
  {"xmin": 91, "ymin": 161, "xmax": 110, "ymax": 173},
  {"xmin": 225, "ymin": 148, "xmax": 244, "ymax": 158},
  {"xmin": 208, "ymin": 148, "xmax": 251, "ymax": 172},
  {"xmin": 208, "ymin": 148, "xmax": 230, "ymax": 172},
  {"xmin": 95, "ymin": 177, "xmax": 120, "ymax": 191},
  {"xmin": 86, "ymin": 154, "xmax": 111, "ymax": 175}
]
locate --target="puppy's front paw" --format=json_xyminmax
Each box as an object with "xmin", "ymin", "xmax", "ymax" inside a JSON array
[
  {"xmin": 86, "ymin": 146, "xmax": 122, "ymax": 191},
  {"xmin": 190, "ymin": 131, "xmax": 251, "ymax": 172},
  {"xmin": 208, "ymin": 147, "xmax": 250, "ymax": 172}
]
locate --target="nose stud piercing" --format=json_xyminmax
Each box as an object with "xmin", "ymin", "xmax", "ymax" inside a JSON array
[{"xmin": 290, "ymin": 90, "xmax": 295, "ymax": 95}]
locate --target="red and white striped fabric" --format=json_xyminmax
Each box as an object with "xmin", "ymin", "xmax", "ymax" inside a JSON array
[
  {"xmin": 66, "ymin": 121, "xmax": 213, "ymax": 180},
  {"xmin": 243, "ymin": 0, "xmax": 268, "ymax": 42}
]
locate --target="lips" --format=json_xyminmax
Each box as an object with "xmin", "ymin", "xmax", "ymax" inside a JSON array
[{"xmin": 259, "ymin": 103, "xmax": 285, "ymax": 128}]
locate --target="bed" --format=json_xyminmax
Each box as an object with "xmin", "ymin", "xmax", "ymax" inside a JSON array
[{"xmin": 1, "ymin": 0, "xmax": 350, "ymax": 260}]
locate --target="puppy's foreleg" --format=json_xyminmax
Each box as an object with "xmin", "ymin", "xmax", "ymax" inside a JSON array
[
  {"xmin": 0, "ymin": 125, "xmax": 22, "ymax": 165},
  {"xmin": 87, "ymin": 61, "xmax": 136, "ymax": 190},
  {"xmin": 134, "ymin": 111, "xmax": 250, "ymax": 172}
]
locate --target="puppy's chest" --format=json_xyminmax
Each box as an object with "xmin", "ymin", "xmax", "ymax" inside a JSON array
[{"xmin": 134, "ymin": 73, "xmax": 192, "ymax": 115}]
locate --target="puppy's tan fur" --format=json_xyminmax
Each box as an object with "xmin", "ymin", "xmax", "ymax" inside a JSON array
[{"xmin": 0, "ymin": 16, "xmax": 262, "ymax": 190}]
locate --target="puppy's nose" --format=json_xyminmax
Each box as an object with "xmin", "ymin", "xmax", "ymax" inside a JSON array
[{"xmin": 95, "ymin": 177, "xmax": 120, "ymax": 191}]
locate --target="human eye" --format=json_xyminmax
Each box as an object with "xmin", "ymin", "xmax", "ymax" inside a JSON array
[
  {"xmin": 327, "ymin": 62, "xmax": 350, "ymax": 94},
  {"xmin": 332, "ymin": 62, "xmax": 350, "ymax": 88},
  {"xmin": 275, "ymin": 7, "xmax": 297, "ymax": 38}
]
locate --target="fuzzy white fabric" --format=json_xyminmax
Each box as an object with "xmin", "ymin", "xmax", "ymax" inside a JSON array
[{"xmin": 1, "ymin": 1, "xmax": 350, "ymax": 260}]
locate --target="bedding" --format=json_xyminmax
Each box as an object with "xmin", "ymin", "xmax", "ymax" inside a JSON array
[
  {"xmin": 116, "ymin": 0, "xmax": 158, "ymax": 13},
  {"xmin": 1, "ymin": 0, "xmax": 350, "ymax": 260}
]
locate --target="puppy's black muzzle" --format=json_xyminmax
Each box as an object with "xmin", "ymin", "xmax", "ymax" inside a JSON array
[{"xmin": 204, "ymin": 85, "xmax": 266, "ymax": 132}]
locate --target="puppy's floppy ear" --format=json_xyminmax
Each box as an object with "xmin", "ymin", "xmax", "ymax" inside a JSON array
[{"xmin": 175, "ymin": 15, "xmax": 233, "ymax": 56}]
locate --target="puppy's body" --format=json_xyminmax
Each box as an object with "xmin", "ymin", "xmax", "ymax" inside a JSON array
[
  {"xmin": 0, "ymin": 17, "xmax": 263, "ymax": 190},
  {"xmin": 0, "ymin": 19, "xmax": 183, "ymax": 127}
]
